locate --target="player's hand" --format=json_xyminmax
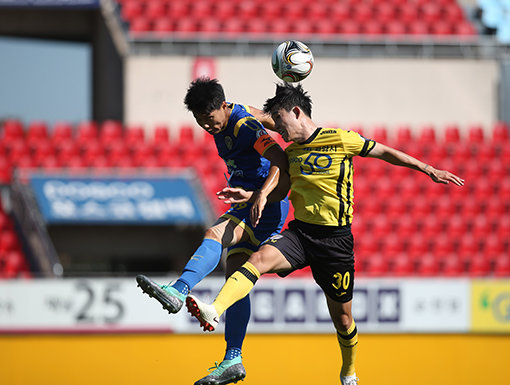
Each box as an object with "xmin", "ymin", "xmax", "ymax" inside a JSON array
[
  {"xmin": 250, "ymin": 191, "xmax": 268, "ymax": 228},
  {"xmin": 216, "ymin": 187, "xmax": 252, "ymax": 204},
  {"xmin": 427, "ymin": 167, "xmax": 465, "ymax": 186}
]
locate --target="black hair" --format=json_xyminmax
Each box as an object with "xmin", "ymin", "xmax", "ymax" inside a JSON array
[
  {"xmin": 183, "ymin": 77, "xmax": 226, "ymax": 113},
  {"xmin": 263, "ymin": 82, "xmax": 312, "ymax": 118}
]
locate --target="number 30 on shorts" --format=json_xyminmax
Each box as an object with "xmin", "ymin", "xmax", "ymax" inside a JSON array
[{"xmin": 332, "ymin": 271, "xmax": 351, "ymax": 291}]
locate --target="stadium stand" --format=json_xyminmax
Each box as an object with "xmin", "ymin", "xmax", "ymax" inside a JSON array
[
  {"xmin": 116, "ymin": 0, "xmax": 478, "ymax": 36},
  {"xmin": 0, "ymin": 119, "xmax": 508, "ymax": 277}
]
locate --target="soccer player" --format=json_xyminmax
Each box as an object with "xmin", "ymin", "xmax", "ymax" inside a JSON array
[
  {"xmin": 186, "ymin": 83, "xmax": 465, "ymax": 385},
  {"xmin": 136, "ymin": 78, "xmax": 290, "ymax": 385}
]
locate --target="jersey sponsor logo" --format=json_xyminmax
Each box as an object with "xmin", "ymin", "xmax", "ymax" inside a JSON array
[
  {"xmin": 300, "ymin": 153, "xmax": 333, "ymax": 175},
  {"xmin": 320, "ymin": 129, "xmax": 337, "ymax": 134}
]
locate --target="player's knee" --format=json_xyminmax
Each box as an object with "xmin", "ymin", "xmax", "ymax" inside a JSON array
[
  {"xmin": 334, "ymin": 313, "xmax": 353, "ymax": 333},
  {"xmin": 247, "ymin": 251, "xmax": 272, "ymax": 274},
  {"xmin": 204, "ymin": 227, "xmax": 226, "ymax": 244}
]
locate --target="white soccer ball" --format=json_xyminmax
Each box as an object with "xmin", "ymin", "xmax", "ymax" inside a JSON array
[{"xmin": 271, "ymin": 40, "xmax": 314, "ymax": 83}]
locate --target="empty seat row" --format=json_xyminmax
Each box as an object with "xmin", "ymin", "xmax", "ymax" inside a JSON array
[
  {"xmin": 121, "ymin": 0, "xmax": 476, "ymax": 36},
  {"xmin": 0, "ymin": 118, "xmax": 508, "ymax": 277}
]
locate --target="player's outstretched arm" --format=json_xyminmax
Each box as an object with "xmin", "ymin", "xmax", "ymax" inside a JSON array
[{"xmin": 367, "ymin": 142, "xmax": 465, "ymax": 186}]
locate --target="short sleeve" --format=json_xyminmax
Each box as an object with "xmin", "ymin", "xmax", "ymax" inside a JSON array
[{"xmin": 340, "ymin": 130, "xmax": 376, "ymax": 157}]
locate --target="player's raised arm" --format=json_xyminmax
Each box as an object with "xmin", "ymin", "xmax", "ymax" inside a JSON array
[
  {"xmin": 249, "ymin": 106, "xmax": 277, "ymax": 132},
  {"xmin": 366, "ymin": 142, "xmax": 465, "ymax": 186}
]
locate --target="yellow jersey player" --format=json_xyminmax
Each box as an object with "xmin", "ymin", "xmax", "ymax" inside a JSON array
[{"xmin": 186, "ymin": 82, "xmax": 464, "ymax": 385}]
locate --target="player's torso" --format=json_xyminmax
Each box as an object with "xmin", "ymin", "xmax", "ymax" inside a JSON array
[
  {"xmin": 214, "ymin": 103, "xmax": 270, "ymax": 190},
  {"xmin": 286, "ymin": 128, "xmax": 355, "ymax": 227}
]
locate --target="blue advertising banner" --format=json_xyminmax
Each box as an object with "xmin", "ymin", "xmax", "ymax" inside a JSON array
[
  {"xmin": 0, "ymin": 0, "xmax": 99, "ymax": 8},
  {"xmin": 28, "ymin": 173, "xmax": 212, "ymax": 225}
]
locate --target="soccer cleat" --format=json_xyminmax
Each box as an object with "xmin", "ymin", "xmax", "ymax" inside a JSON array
[
  {"xmin": 341, "ymin": 374, "xmax": 359, "ymax": 385},
  {"xmin": 194, "ymin": 357, "xmax": 246, "ymax": 385},
  {"xmin": 136, "ymin": 274, "xmax": 185, "ymax": 314},
  {"xmin": 186, "ymin": 294, "xmax": 220, "ymax": 332}
]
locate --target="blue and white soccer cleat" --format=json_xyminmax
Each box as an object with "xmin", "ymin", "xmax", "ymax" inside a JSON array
[
  {"xmin": 136, "ymin": 274, "xmax": 185, "ymax": 314},
  {"xmin": 186, "ymin": 294, "xmax": 220, "ymax": 332},
  {"xmin": 341, "ymin": 374, "xmax": 359, "ymax": 385},
  {"xmin": 194, "ymin": 357, "xmax": 246, "ymax": 385}
]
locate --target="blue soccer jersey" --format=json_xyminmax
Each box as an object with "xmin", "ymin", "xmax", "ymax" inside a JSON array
[
  {"xmin": 214, "ymin": 103, "xmax": 289, "ymax": 253},
  {"xmin": 214, "ymin": 103, "xmax": 278, "ymax": 191}
]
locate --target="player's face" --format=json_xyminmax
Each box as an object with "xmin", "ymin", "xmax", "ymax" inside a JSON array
[
  {"xmin": 193, "ymin": 102, "xmax": 229, "ymax": 135},
  {"xmin": 271, "ymin": 108, "xmax": 299, "ymax": 142}
]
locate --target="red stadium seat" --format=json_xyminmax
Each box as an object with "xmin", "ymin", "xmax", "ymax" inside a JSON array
[
  {"xmin": 26, "ymin": 121, "xmax": 49, "ymax": 142},
  {"xmin": 494, "ymin": 257, "xmax": 510, "ymax": 277},
  {"xmin": 214, "ymin": 2, "xmax": 235, "ymax": 20},
  {"xmin": 153, "ymin": 18, "xmax": 174, "ymax": 34},
  {"xmin": 52, "ymin": 121, "xmax": 73, "ymax": 142},
  {"xmin": 395, "ymin": 125, "xmax": 412, "ymax": 145},
  {"xmin": 417, "ymin": 124, "xmax": 436, "ymax": 144},
  {"xmin": 421, "ymin": 3, "xmax": 441, "ymax": 24},
  {"xmin": 222, "ymin": 18, "xmax": 244, "ymax": 35},
  {"xmin": 482, "ymin": 234, "xmax": 505, "ymax": 258},
  {"xmin": 199, "ymin": 19, "xmax": 222, "ymax": 35},
  {"xmin": 415, "ymin": 254, "xmax": 439, "ymax": 276},
  {"xmin": 100, "ymin": 120, "xmax": 123, "ymax": 146},
  {"xmin": 237, "ymin": 1, "xmax": 258, "ymax": 19},
  {"xmin": 153, "ymin": 124, "xmax": 170, "ymax": 145},
  {"xmin": 121, "ymin": 0, "xmax": 144, "ymax": 21},
  {"xmin": 492, "ymin": 121, "xmax": 509, "ymax": 142},
  {"xmin": 145, "ymin": 0, "xmax": 166, "ymax": 20},
  {"xmin": 374, "ymin": 3, "xmax": 396, "ymax": 24},
  {"xmin": 167, "ymin": 1, "xmax": 188, "ymax": 19},
  {"xmin": 443, "ymin": 3, "xmax": 465, "ymax": 24},
  {"xmin": 364, "ymin": 255, "xmax": 388, "ymax": 276},
  {"xmin": 468, "ymin": 256, "xmax": 491, "ymax": 277},
  {"xmin": 352, "ymin": 3, "xmax": 373, "ymax": 24},
  {"xmin": 306, "ymin": 3, "xmax": 328, "ymax": 21},
  {"xmin": 454, "ymin": 21, "xmax": 476, "ymax": 36},
  {"xmin": 339, "ymin": 20, "xmax": 361, "ymax": 35},
  {"xmin": 444, "ymin": 124, "xmax": 461, "ymax": 143},
  {"xmin": 391, "ymin": 254, "xmax": 414, "ymax": 276},
  {"xmin": 124, "ymin": 125, "xmax": 145, "ymax": 147},
  {"xmin": 76, "ymin": 121, "xmax": 98, "ymax": 144},
  {"xmin": 2, "ymin": 119, "xmax": 24, "ymax": 140},
  {"xmin": 385, "ymin": 21, "xmax": 407, "ymax": 36},
  {"xmin": 408, "ymin": 21, "xmax": 429, "ymax": 35},
  {"xmin": 441, "ymin": 256, "xmax": 463, "ymax": 276},
  {"xmin": 330, "ymin": 3, "xmax": 350, "ymax": 23},
  {"xmin": 399, "ymin": 3, "xmax": 419, "ymax": 25},
  {"xmin": 467, "ymin": 124, "xmax": 484, "ymax": 143}
]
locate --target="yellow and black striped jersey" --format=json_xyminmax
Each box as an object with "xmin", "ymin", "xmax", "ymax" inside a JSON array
[{"xmin": 285, "ymin": 127, "xmax": 376, "ymax": 227}]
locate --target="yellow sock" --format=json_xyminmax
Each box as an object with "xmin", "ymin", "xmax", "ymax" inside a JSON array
[
  {"xmin": 213, "ymin": 261, "xmax": 261, "ymax": 316},
  {"xmin": 337, "ymin": 320, "xmax": 358, "ymax": 377}
]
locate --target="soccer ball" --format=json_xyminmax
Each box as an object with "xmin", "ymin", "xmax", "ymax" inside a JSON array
[{"xmin": 271, "ymin": 40, "xmax": 314, "ymax": 83}]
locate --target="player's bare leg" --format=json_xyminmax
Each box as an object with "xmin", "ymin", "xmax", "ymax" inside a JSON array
[
  {"xmin": 138, "ymin": 217, "xmax": 249, "ymax": 315},
  {"xmin": 187, "ymin": 244, "xmax": 292, "ymax": 331},
  {"xmin": 326, "ymin": 296, "xmax": 359, "ymax": 385}
]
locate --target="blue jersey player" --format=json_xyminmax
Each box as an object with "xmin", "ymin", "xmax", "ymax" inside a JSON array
[{"xmin": 136, "ymin": 78, "xmax": 289, "ymax": 385}]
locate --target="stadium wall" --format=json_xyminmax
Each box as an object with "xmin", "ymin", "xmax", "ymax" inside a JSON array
[
  {"xmin": 1, "ymin": 334, "xmax": 509, "ymax": 385},
  {"xmin": 125, "ymin": 56, "xmax": 499, "ymax": 133}
]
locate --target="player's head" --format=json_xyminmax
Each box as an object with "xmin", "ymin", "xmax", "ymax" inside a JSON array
[
  {"xmin": 263, "ymin": 82, "xmax": 312, "ymax": 118},
  {"xmin": 184, "ymin": 77, "xmax": 230, "ymax": 134},
  {"xmin": 263, "ymin": 82, "xmax": 313, "ymax": 142}
]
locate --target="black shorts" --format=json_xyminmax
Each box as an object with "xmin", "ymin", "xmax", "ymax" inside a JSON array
[{"xmin": 265, "ymin": 220, "xmax": 355, "ymax": 303}]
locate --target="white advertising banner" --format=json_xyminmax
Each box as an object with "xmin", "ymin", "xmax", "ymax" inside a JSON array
[{"xmin": 0, "ymin": 277, "xmax": 470, "ymax": 334}]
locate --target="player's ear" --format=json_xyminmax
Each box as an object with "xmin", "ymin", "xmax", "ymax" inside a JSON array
[{"xmin": 292, "ymin": 106, "xmax": 301, "ymax": 119}]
